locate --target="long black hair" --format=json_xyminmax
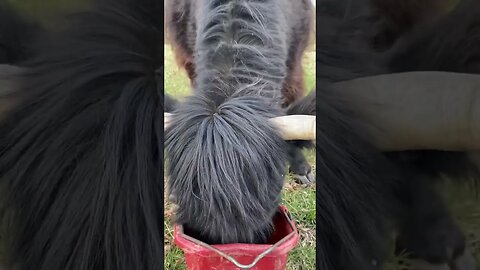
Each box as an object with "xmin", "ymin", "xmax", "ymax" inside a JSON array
[{"xmin": 0, "ymin": 1, "xmax": 165, "ymax": 270}]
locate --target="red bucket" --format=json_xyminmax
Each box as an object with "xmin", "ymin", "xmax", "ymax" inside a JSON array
[{"xmin": 173, "ymin": 205, "xmax": 299, "ymax": 270}]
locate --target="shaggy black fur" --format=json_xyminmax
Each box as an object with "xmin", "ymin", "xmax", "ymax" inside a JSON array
[
  {"xmin": 0, "ymin": 1, "xmax": 165, "ymax": 270},
  {"xmin": 166, "ymin": 95, "xmax": 287, "ymax": 244}
]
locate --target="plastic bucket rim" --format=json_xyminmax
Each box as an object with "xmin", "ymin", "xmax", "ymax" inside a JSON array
[
  {"xmin": 174, "ymin": 205, "xmax": 298, "ymax": 252},
  {"xmin": 173, "ymin": 205, "xmax": 299, "ymax": 268}
]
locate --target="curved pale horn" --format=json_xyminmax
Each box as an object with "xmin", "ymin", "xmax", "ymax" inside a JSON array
[
  {"xmin": 331, "ymin": 71, "xmax": 480, "ymax": 151},
  {"xmin": 164, "ymin": 113, "xmax": 316, "ymax": 141},
  {"xmin": 269, "ymin": 115, "xmax": 316, "ymax": 140}
]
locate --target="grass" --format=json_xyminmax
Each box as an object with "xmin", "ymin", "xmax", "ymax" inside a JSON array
[
  {"xmin": 164, "ymin": 44, "xmax": 480, "ymax": 269},
  {"xmin": 164, "ymin": 44, "xmax": 317, "ymax": 270}
]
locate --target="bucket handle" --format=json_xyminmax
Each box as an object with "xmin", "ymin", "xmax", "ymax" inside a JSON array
[{"xmin": 179, "ymin": 209, "xmax": 297, "ymax": 269}]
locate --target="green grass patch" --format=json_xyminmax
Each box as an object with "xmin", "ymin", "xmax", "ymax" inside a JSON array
[
  {"xmin": 164, "ymin": 45, "xmax": 192, "ymax": 98},
  {"xmin": 287, "ymin": 246, "xmax": 316, "ymax": 270}
]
